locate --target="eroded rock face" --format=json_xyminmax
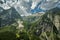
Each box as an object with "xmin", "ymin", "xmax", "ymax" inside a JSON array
[
  {"xmin": 47, "ymin": 8, "xmax": 60, "ymax": 31},
  {"xmin": 53, "ymin": 15, "xmax": 60, "ymax": 30},
  {"xmin": 29, "ymin": 13, "xmax": 54, "ymax": 36},
  {"xmin": 48, "ymin": 14, "xmax": 60, "ymax": 31},
  {"xmin": 29, "ymin": 8, "xmax": 60, "ymax": 36}
]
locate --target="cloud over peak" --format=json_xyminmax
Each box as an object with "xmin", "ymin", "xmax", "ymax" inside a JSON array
[{"xmin": 0, "ymin": 0, "xmax": 60, "ymax": 16}]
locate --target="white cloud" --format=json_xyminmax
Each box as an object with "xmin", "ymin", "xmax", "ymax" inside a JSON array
[
  {"xmin": 31, "ymin": 2, "xmax": 37, "ymax": 9},
  {"xmin": 0, "ymin": 3, "xmax": 11, "ymax": 10},
  {"xmin": 24, "ymin": 0, "xmax": 30, "ymax": 2},
  {"xmin": 0, "ymin": 0, "xmax": 60, "ymax": 16},
  {"xmin": 31, "ymin": 0, "xmax": 42, "ymax": 9},
  {"xmin": 31, "ymin": 0, "xmax": 60, "ymax": 10},
  {"xmin": 13, "ymin": 0, "xmax": 32, "ymax": 16},
  {"xmin": 39, "ymin": 0, "xmax": 59, "ymax": 10},
  {"xmin": 0, "ymin": 0, "xmax": 17, "ymax": 10}
]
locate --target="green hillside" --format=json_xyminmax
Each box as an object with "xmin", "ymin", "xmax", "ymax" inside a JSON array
[{"xmin": 0, "ymin": 7, "xmax": 60, "ymax": 40}]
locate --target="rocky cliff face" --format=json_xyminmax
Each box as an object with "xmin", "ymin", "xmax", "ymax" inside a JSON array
[
  {"xmin": 47, "ymin": 8, "xmax": 60, "ymax": 31},
  {"xmin": 27, "ymin": 8, "xmax": 60, "ymax": 40},
  {"xmin": 29, "ymin": 8, "xmax": 60, "ymax": 38},
  {"xmin": 0, "ymin": 7, "xmax": 21, "ymax": 27}
]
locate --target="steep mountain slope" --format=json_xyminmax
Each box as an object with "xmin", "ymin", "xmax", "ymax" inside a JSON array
[
  {"xmin": 0, "ymin": 7, "xmax": 21, "ymax": 27},
  {"xmin": 27, "ymin": 7, "xmax": 60, "ymax": 40},
  {"xmin": 46, "ymin": 7, "xmax": 60, "ymax": 31}
]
